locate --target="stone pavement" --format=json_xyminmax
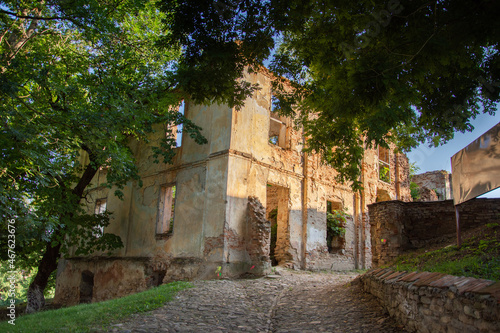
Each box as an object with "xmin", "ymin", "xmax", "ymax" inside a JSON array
[{"xmin": 107, "ymin": 268, "xmax": 407, "ymax": 333}]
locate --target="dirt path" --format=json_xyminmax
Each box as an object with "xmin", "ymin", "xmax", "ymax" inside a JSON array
[{"xmin": 107, "ymin": 268, "xmax": 407, "ymax": 333}]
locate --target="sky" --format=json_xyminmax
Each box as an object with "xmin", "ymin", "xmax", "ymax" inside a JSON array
[{"xmin": 407, "ymin": 111, "xmax": 500, "ymax": 198}]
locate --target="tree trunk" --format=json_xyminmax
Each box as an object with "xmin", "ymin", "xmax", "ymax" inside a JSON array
[
  {"xmin": 25, "ymin": 235, "xmax": 61, "ymax": 313},
  {"xmin": 26, "ymin": 150, "xmax": 99, "ymax": 313}
]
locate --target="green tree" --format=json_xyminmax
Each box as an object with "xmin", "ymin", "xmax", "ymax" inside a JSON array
[
  {"xmin": 0, "ymin": 0, "xmax": 206, "ymax": 313},
  {"xmin": 409, "ymin": 162, "xmax": 421, "ymax": 201},
  {"xmin": 158, "ymin": 0, "xmax": 499, "ymax": 188}
]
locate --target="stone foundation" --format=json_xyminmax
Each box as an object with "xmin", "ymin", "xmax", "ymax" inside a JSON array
[
  {"xmin": 53, "ymin": 258, "xmax": 149, "ymax": 306},
  {"xmin": 54, "ymin": 256, "xmax": 222, "ymax": 306}
]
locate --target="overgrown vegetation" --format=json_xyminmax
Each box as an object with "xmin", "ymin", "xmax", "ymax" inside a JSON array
[
  {"xmin": 388, "ymin": 223, "xmax": 500, "ymax": 281},
  {"xmin": 379, "ymin": 165, "xmax": 391, "ymax": 183},
  {"xmin": 160, "ymin": 0, "xmax": 500, "ymax": 189},
  {"xmin": 0, "ymin": 281, "xmax": 191, "ymax": 333},
  {"xmin": 0, "ymin": 265, "xmax": 55, "ymax": 306},
  {"xmin": 326, "ymin": 211, "xmax": 347, "ymax": 238},
  {"xmin": 409, "ymin": 182, "xmax": 420, "ymax": 201},
  {"xmin": 326, "ymin": 209, "xmax": 349, "ymax": 252},
  {"xmin": 409, "ymin": 162, "xmax": 421, "ymax": 201}
]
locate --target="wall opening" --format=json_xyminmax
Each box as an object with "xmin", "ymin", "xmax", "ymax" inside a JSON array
[
  {"xmin": 268, "ymin": 92, "xmax": 290, "ymax": 148},
  {"xmin": 269, "ymin": 116, "xmax": 288, "ymax": 148},
  {"xmin": 157, "ymin": 184, "xmax": 176, "ymax": 237},
  {"xmin": 378, "ymin": 146, "xmax": 391, "ymax": 183},
  {"xmin": 176, "ymin": 100, "xmax": 184, "ymax": 147},
  {"xmin": 93, "ymin": 198, "xmax": 107, "ymax": 237},
  {"xmin": 326, "ymin": 201, "xmax": 345, "ymax": 253},
  {"xmin": 167, "ymin": 100, "xmax": 185, "ymax": 148},
  {"xmin": 266, "ymin": 184, "xmax": 290, "ymax": 266},
  {"xmin": 268, "ymin": 96, "xmax": 289, "ymax": 149},
  {"xmin": 148, "ymin": 270, "xmax": 166, "ymax": 287},
  {"xmin": 79, "ymin": 270, "xmax": 94, "ymax": 304}
]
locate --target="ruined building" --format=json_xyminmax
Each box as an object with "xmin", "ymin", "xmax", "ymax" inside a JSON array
[
  {"xmin": 54, "ymin": 70, "xmax": 411, "ymax": 305},
  {"xmin": 411, "ymin": 170, "xmax": 453, "ymax": 201}
]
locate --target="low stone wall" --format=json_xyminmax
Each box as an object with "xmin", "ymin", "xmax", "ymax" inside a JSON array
[
  {"xmin": 359, "ymin": 269, "xmax": 500, "ymax": 333},
  {"xmin": 369, "ymin": 198, "xmax": 500, "ymax": 267}
]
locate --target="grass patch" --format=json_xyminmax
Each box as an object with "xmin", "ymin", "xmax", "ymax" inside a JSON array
[
  {"xmin": 388, "ymin": 223, "xmax": 500, "ymax": 281},
  {"xmin": 0, "ymin": 281, "xmax": 192, "ymax": 333}
]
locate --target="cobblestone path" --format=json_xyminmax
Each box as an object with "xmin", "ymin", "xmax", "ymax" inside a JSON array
[{"xmin": 108, "ymin": 268, "xmax": 407, "ymax": 333}]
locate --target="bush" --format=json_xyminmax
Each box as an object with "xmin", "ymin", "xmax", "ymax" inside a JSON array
[{"xmin": 326, "ymin": 211, "xmax": 347, "ymax": 237}]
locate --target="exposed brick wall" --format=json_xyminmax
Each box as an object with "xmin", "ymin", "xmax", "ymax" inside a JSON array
[
  {"xmin": 246, "ymin": 196, "xmax": 271, "ymax": 275},
  {"xmin": 369, "ymin": 198, "xmax": 500, "ymax": 267},
  {"xmin": 360, "ymin": 269, "xmax": 500, "ymax": 333}
]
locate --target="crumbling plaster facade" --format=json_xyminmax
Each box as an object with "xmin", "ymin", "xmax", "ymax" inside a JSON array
[{"xmin": 54, "ymin": 70, "xmax": 411, "ymax": 305}]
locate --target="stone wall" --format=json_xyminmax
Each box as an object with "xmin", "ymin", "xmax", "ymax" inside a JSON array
[
  {"xmin": 412, "ymin": 170, "xmax": 452, "ymax": 201},
  {"xmin": 369, "ymin": 198, "xmax": 500, "ymax": 267},
  {"xmin": 359, "ymin": 268, "xmax": 500, "ymax": 333}
]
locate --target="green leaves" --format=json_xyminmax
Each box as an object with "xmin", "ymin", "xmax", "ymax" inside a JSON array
[
  {"xmin": 326, "ymin": 210, "xmax": 349, "ymax": 238},
  {"xmin": 158, "ymin": 0, "xmax": 500, "ymax": 189},
  {"xmin": 63, "ymin": 212, "xmax": 124, "ymax": 257},
  {"xmin": 0, "ymin": 0, "xmax": 206, "ymax": 290},
  {"xmin": 157, "ymin": 0, "xmax": 275, "ymax": 109}
]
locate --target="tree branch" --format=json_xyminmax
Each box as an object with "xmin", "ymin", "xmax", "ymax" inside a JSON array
[
  {"xmin": 73, "ymin": 145, "xmax": 100, "ymax": 199},
  {"xmin": 0, "ymin": 9, "xmax": 69, "ymax": 21}
]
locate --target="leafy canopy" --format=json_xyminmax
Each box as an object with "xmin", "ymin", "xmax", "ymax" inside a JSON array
[
  {"xmin": 158, "ymin": 0, "xmax": 500, "ymax": 188},
  {"xmin": 0, "ymin": 0, "xmax": 206, "ymax": 269}
]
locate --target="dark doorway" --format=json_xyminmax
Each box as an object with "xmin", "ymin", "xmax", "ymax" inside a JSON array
[
  {"xmin": 79, "ymin": 270, "xmax": 94, "ymax": 304},
  {"xmin": 266, "ymin": 183, "xmax": 290, "ymax": 266}
]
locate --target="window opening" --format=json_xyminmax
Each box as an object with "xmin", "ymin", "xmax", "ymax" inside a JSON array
[
  {"xmin": 157, "ymin": 184, "xmax": 176, "ymax": 236},
  {"xmin": 167, "ymin": 101, "xmax": 184, "ymax": 148},
  {"xmin": 93, "ymin": 198, "xmax": 107, "ymax": 237},
  {"xmin": 378, "ymin": 146, "xmax": 391, "ymax": 183},
  {"xmin": 269, "ymin": 114, "xmax": 288, "ymax": 148},
  {"xmin": 326, "ymin": 201, "xmax": 346, "ymax": 253},
  {"xmin": 176, "ymin": 101, "xmax": 184, "ymax": 147}
]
